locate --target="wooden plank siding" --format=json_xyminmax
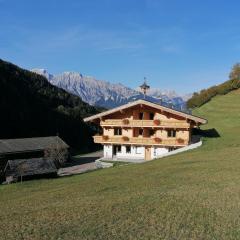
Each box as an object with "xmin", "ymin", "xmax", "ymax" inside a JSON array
[{"xmin": 93, "ymin": 136, "xmax": 189, "ymax": 147}]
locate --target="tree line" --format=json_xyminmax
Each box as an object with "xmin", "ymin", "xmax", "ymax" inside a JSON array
[
  {"xmin": 0, "ymin": 59, "xmax": 102, "ymax": 153},
  {"xmin": 187, "ymin": 63, "xmax": 240, "ymax": 108}
]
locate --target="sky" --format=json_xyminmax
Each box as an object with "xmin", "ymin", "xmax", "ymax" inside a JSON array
[{"xmin": 1, "ymin": 0, "xmax": 240, "ymax": 94}]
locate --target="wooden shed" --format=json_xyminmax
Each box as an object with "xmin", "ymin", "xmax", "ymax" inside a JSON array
[
  {"xmin": 0, "ymin": 136, "xmax": 69, "ymax": 177},
  {"xmin": 4, "ymin": 158, "xmax": 57, "ymax": 183}
]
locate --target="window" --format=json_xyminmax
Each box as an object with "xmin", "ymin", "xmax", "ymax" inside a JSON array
[
  {"xmin": 153, "ymin": 147, "xmax": 157, "ymax": 156},
  {"xmin": 139, "ymin": 129, "xmax": 143, "ymax": 136},
  {"xmin": 167, "ymin": 130, "xmax": 176, "ymax": 138},
  {"xmin": 149, "ymin": 129, "xmax": 155, "ymax": 137},
  {"xmin": 168, "ymin": 147, "xmax": 175, "ymax": 152},
  {"xmin": 126, "ymin": 146, "xmax": 131, "ymax": 153},
  {"xmin": 135, "ymin": 147, "xmax": 142, "ymax": 154},
  {"xmin": 113, "ymin": 145, "xmax": 121, "ymax": 155},
  {"xmin": 139, "ymin": 112, "xmax": 144, "ymax": 120},
  {"xmin": 149, "ymin": 112, "xmax": 154, "ymax": 120},
  {"xmin": 116, "ymin": 145, "xmax": 121, "ymax": 152},
  {"xmin": 114, "ymin": 128, "xmax": 122, "ymax": 135}
]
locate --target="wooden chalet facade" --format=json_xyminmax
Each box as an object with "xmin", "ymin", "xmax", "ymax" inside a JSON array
[{"xmin": 84, "ymin": 99, "xmax": 207, "ymax": 161}]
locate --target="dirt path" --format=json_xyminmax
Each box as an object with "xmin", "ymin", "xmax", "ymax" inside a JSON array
[{"xmin": 58, "ymin": 151, "xmax": 103, "ymax": 176}]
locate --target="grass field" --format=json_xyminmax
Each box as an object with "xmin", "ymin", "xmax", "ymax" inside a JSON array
[{"xmin": 1, "ymin": 89, "xmax": 240, "ymax": 240}]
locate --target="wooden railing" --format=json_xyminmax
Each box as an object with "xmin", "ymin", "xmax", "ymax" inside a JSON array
[
  {"xmin": 100, "ymin": 119, "xmax": 190, "ymax": 128},
  {"xmin": 93, "ymin": 135, "xmax": 188, "ymax": 146}
]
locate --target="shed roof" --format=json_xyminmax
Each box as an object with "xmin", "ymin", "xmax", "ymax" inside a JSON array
[
  {"xmin": 0, "ymin": 136, "xmax": 69, "ymax": 155},
  {"xmin": 84, "ymin": 99, "xmax": 207, "ymax": 124},
  {"xmin": 5, "ymin": 158, "xmax": 57, "ymax": 177}
]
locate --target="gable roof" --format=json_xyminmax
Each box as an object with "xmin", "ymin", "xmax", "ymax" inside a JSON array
[
  {"xmin": 0, "ymin": 136, "xmax": 69, "ymax": 155},
  {"xmin": 5, "ymin": 158, "xmax": 57, "ymax": 177},
  {"xmin": 84, "ymin": 99, "xmax": 207, "ymax": 124}
]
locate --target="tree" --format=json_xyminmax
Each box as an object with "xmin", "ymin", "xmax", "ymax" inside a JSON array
[
  {"xmin": 44, "ymin": 139, "xmax": 69, "ymax": 168},
  {"xmin": 229, "ymin": 63, "xmax": 240, "ymax": 80}
]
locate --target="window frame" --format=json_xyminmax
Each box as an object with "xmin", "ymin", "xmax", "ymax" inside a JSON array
[
  {"xmin": 126, "ymin": 145, "xmax": 131, "ymax": 154},
  {"xmin": 139, "ymin": 128, "xmax": 143, "ymax": 136},
  {"xmin": 116, "ymin": 145, "xmax": 121, "ymax": 153},
  {"xmin": 167, "ymin": 130, "xmax": 176, "ymax": 138},
  {"xmin": 149, "ymin": 112, "xmax": 154, "ymax": 120},
  {"xmin": 153, "ymin": 147, "xmax": 157, "ymax": 156},
  {"xmin": 139, "ymin": 112, "xmax": 144, "ymax": 120},
  {"xmin": 149, "ymin": 129, "xmax": 155, "ymax": 137},
  {"xmin": 135, "ymin": 146, "xmax": 142, "ymax": 154},
  {"xmin": 114, "ymin": 128, "xmax": 122, "ymax": 136}
]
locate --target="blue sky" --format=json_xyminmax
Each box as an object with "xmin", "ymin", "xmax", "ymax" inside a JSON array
[{"xmin": 1, "ymin": 0, "xmax": 240, "ymax": 94}]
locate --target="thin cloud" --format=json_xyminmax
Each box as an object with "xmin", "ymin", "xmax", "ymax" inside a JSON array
[{"xmin": 9, "ymin": 26, "xmax": 146, "ymax": 53}]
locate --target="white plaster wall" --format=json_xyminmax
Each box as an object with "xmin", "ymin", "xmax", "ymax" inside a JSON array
[
  {"xmin": 131, "ymin": 146, "xmax": 145, "ymax": 158},
  {"xmin": 103, "ymin": 128, "xmax": 114, "ymax": 136},
  {"xmin": 104, "ymin": 145, "xmax": 113, "ymax": 158},
  {"xmin": 151, "ymin": 147, "xmax": 169, "ymax": 159},
  {"xmin": 155, "ymin": 140, "xmax": 202, "ymax": 159}
]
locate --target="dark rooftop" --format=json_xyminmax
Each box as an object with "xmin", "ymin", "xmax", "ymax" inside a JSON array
[
  {"xmin": 5, "ymin": 158, "xmax": 57, "ymax": 177},
  {"xmin": 0, "ymin": 136, "xmax": 69, "ymax": 155}
]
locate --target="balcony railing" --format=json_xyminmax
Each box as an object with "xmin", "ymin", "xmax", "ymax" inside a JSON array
[
  {"xmin": 93, "ymin": 135, "xmax": 189, "ymax": 147},
  {"xmin": 100, "ymin": 119, "xmax": 190, "ymax": 129}
]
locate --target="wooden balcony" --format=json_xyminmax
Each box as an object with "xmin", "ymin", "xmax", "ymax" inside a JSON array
[
  {"xmin": 93, "ymin": 135, "xmax": 189, "ymax": 147},
  {"xmin": 100, "ymin": 119, "xmax": 190, "ymax": 129}
]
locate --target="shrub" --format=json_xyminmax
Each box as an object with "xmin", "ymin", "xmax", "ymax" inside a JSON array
[
  {"xmin": 102, "ymin": 135, "xmax": 109, "ymax": 141},
  {"xmin": 177, "ymin": 138, "xmax": 185, "ymax": 144},
  {"xmin": 154, "ymin": 137, "xmax": 162, "ymax": 143},
  {"xmin": 122, "ymin": 119, "xmax": 129, "ymax": 125},
  {"xmin": 122, "ymin": 136, "xmax": 129, "ymax": 141},
  {"xmin": 153, "ymin": 119, "xmax": 161, "ymax": 126}
]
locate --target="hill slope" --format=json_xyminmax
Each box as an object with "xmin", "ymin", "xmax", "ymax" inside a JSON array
[
  {"xmin": 187, "ymin": 77, "xmax": 240, "ymax": 108},
  {"xmin": 1, "ymin": 89, "xmax": 240, "ymax": 239},
  {"xmin": 0, "ymin": 59, "xmax": 100, "ymax": 151}
]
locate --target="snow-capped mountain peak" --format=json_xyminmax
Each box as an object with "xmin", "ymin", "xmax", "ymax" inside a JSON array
[
  {"xmin": 31, "ymin": 68, "xmax": 188, "ymax": 110},
  {"xmin": 31, "ymin": 68, "xmax": 53, "ymax": 80}
]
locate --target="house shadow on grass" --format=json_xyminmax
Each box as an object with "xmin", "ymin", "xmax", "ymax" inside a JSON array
[{"xmin": 193, "ymin": 128, "xmax": 221, "ymax": 138}]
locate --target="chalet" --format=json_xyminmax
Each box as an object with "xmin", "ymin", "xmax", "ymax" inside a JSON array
[
  {"xmin": 0, "ymin": 136, "xmax": 69, "ymax": 182},
  {"xmin": 84, "ymin": 99, "xmax": 207, "ymax": 161}
]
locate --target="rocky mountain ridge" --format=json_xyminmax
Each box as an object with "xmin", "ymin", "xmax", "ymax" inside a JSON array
[{"xmin": 32, "ymin": 68, "xmax": 189, "ymax": 110}]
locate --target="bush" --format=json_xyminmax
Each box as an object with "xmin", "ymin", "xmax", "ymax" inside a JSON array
[
  {"xmin": 154, "ymin": 137, "xmax": 162, "ymax": 143},
  {"xmin": 187, "ymin": 78, "xmax": 240, "ymax": 108},
  {"xmin": 122, "ymin": 119, "xmax": 129, "ymax": 125},
  {"xmin": 122, "ymin": 136, "xmax": 129, "ymax": 141},
  {"xmin": 153, "ymin": 119, "xmax": 161, "ymax": 126},
  {"xmin": 102, "ymin": 135, "xmax": 109, "ymax": 141}
]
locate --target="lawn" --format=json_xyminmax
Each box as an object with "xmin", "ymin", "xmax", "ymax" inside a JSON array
[{"xmin": 1, "ymin": 90, "xmax": 240, "ymax": 240}]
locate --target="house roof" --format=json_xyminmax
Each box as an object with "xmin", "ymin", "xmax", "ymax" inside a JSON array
[
  {"xmin": 84, "ymin": 99, "xmax": 207, "ymax": 124},
  {"xmin": 0, "ymin": 136, "xmax": 69, "ymax": 155},
  {"xmin": 5, "ymin": 158, "xmax": 57, "ymax": 177}
]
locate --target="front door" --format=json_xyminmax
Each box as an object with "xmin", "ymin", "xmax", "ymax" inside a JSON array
[
  {"xmin": 145, "ymin": 146, "xmax": 151, "ymax": 160},
  {"xmin": 113, "ymin": 145, "xmax": 121, "ymax": 156}
]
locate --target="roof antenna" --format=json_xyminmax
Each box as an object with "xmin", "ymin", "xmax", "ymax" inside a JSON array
[{"xmin": 140, "ymin": 77, "xmax": 150, "ymax": 99}]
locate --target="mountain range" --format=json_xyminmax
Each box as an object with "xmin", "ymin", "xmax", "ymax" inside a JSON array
[{"xmin": 32, "ymin": 68, "xmax": 190, "ymax": 110}]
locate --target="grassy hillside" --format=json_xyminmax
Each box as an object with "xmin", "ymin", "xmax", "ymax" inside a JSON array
[
  {"xmin": 187, "ymin": 77, "xmax": 240, "ymax": 108},
  {"xmin": 1, "ymin": 89, "xmax": 240, "ymax": 239},
  {"xmin": 0, "ymin": 59, "xmax": 101, "ymax": 151}
]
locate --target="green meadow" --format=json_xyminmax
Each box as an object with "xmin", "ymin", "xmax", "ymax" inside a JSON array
[{"xmin": 1, "ymin": 89, "xmax": 240, "ymax": 240}]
